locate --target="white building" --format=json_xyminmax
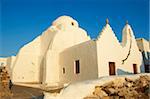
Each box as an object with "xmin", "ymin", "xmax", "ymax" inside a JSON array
[
  {"xmin": 0, "ymin": 56, "xmax": 16, "ymax": 76},
  {"xmin": 136, "ymin": 38, "xmax": 150, "ymax": 73},
  {"xmin": 0, "ymin": 16, "xmax": 146, "ymax": 86}
]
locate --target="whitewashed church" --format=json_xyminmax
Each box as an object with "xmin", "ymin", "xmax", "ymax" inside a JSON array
[{"xmin": 0, "ymin": 16, "xmax": 148, "ymax": 86}]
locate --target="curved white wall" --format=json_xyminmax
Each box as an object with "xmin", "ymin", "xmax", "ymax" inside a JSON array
[
  {"xmin": 44, "ymin": 16, "xmax": 90, "ymax": 85},
  {"xmin": 12, "ymin": 36, "xmax": 41, "ymax": 82}
]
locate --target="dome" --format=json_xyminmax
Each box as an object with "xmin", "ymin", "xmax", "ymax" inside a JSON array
[{"xmin": 52, "ymin": 16, "xmax": 79, "ymax": 29}]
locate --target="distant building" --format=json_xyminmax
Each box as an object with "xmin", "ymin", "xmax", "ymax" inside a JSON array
[
  {"xmin": 0, "ymin": 58, "xmax": 7, "ymax": 67},
  {"xmin": 136, "ymin": 38, "xmax": 150, "ymax": 73},
  {"xmin": 0, "ymin": 16, "xmax": 146, "ymax": 87},
  {"xmin": 0, "ymin": 56, "xmax": 16, "ymax": 78},
  {"xmin": 0, "ymin": 58, "xmax": 7, "ymax": 72}
]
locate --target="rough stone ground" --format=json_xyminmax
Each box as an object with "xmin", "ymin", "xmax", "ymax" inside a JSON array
[
  {"xmin": 0, "ymin": 84, "xmax": 44, "ymax": 99},
  {"xmin": 84, "ymin": 75, "xmax": 150, "ymax": 99}
]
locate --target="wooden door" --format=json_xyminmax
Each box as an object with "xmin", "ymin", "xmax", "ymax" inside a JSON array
[
  {"xmin": 133, "ymin": 64, "xmax": 138, "ymax": 74},
  {"xmin": 109, "ymin": 62, "xmax": 116, "ymax": 75}
]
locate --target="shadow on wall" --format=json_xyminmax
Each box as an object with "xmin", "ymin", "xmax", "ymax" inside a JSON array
[
  {"xmin": 141, "ymin": 51, "xmax": 150, "ymax": 73},
  {"xmin": 140, "ymin": 59, "xmax": 145, "ymax": 73},
  {"xmin": 142, "ymin": 52, "xmax": 150, "ymax": 64},
  {"xmin": 117, "ymin": 69, "xmax": 133, "ymax": 75}
]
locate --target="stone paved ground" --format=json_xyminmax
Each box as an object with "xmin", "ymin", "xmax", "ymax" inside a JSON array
[{"xmin": 0, "ymin": 84, "xmax": 44, "ymax": 99}]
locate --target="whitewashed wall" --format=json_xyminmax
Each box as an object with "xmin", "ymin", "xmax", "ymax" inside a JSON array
[
  {"xmin": 59, "ymin": 40, "xmax": 98, "ymax": 83},
  {"xmin": 12, "ymin": 36, "xmax": 41, "ymax": 83},
  {"xmin": 96, "ymin": 23, "xmax": 143, "ymax": 77},
  {"xmin": 3, "ymin": 16, "xmax": 144, "ymax": 85},
  {"xmin": 119, "ymin": 24, "xmax": 143, "ymax": 74},
  {"xmin": 44, "ymin": 16, "xmax": 90, "ymax": 85},
  {"xmin": 11, "ymin": 16, "xmax": 90, "ymax": 84},
  {"xmin": 96, "ymin": 24, "xmax": 122, "ymax": 77}
]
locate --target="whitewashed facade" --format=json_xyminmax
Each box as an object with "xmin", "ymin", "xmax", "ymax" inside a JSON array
[{"xmin": 0, "ymin": 16, "xmax": 146, "ymax": 86}]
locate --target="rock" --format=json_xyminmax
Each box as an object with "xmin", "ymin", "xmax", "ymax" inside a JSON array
[
  {"xmin": 144, "ymin": 86, "xmax": 149, "ymax": 95},
  {"xmin": 93, "ymin": 86, "xmax": 108, "ymax": 98},
  {"xmin": 125, "ymin": 77, "xmax": 134, "ymax": 83},
  {"xmin": 104, "ymin": 88, "xmax": 117, "ymax": 96},
  {"xmin": 112, "ymin": 96, "xmax": 119, "ymax": 99},
  {"xmin": 124, "ymin": 82, "xmax": 133, "ymax": 88},
  {"xmin": 102, "ymin": 81, "xmax": 114, "ymax": 88},
  {"xmin": 118, "ymin": 88, "xmax": 126, "ymax": 97},
  {"xmin": 84, "ymin": 95, "xmax": 99, "ymax": 99},
  {"xmin": 102, "ymin": 96, "xmax": 119, "ymax": 99},
  {"xmin": 101, "ymin": 96, "xmax": 110, "ymax": 99},
  {"xmin": 139, "ymin": 75, "xmax": 150, "ymax": 87},
  {"xmin": 113, "ymin": 78, "xmax": 125, "ymax": 87},
  {"xmin": 84, "ymin": 75, "xmax": 150, "ymax": 99}
]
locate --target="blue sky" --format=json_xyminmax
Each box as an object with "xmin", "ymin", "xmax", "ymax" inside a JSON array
[{"xmin": 0, "ymin": 0, "xmax": 149, "ymax": 57}]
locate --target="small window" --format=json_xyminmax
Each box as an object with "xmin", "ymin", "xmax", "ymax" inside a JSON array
[
  {"xmin": 71, "ymin": 22, "xmax": 74, "ymax": 26},
  {"xmin": 63, "ymin": 67, "xmax": 65, "ymax": 74},
  {"xmin": 75, "ymin": 60, "xmax": 80, "ymax": 74}
]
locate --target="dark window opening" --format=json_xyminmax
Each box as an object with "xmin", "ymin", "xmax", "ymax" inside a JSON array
[
  {"xmin": 63, "ymin": 67, "xmax": 65, "ymax": 74},
  {"xmin": 75, "ymin": 60, "xmax": 80, "ymax": 74},
  {"xmin": 71, "ymin": 22, "xmax": 74, "ymax": 26}
]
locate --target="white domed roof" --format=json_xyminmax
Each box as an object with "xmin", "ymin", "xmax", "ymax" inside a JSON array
[{"xmin": 52, "ymin": 16, "xmax": 79, "ymax": 28}]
